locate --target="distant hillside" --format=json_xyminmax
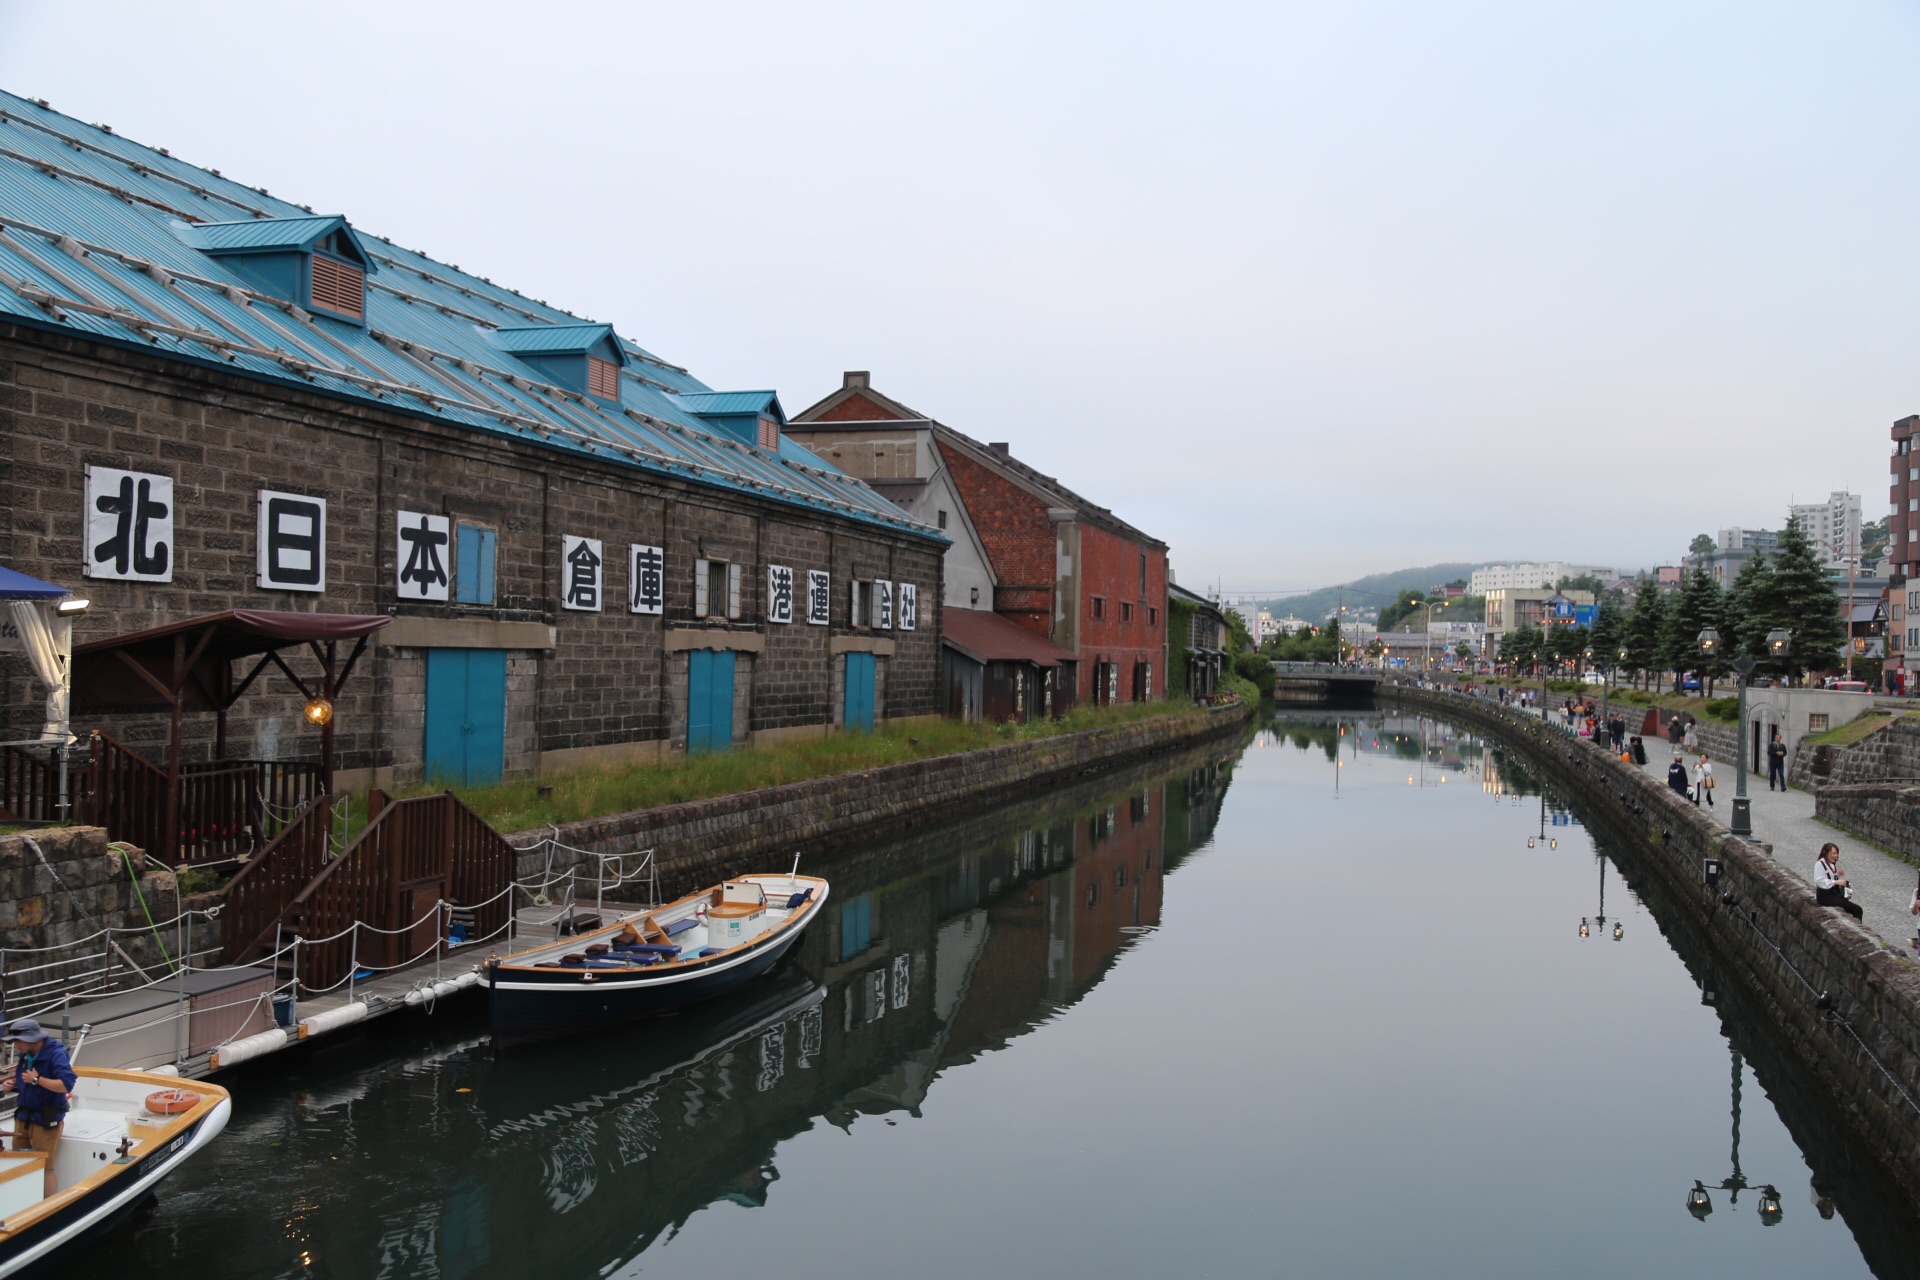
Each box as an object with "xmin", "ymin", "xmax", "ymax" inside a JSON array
[{"xmin": 1266, "ymin": 563, "xmax": 1491, "ymax": 623}]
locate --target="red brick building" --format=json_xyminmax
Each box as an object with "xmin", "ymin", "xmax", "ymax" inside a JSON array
[{"xmin": 789, "ymin": 374, "xmax": 1169, "ymax": 708}]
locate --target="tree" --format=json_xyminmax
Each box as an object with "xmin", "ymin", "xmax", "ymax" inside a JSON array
[
  {"xmin": 1722, "ymin": 551, "xmax": 1774, "ymax": 663},
  {"xmin": 1689, "ymin": 533, "xmax": 1716, "ymax": 558},
  {"xmin": 1758, "ymin": 516, "xmax": 1847, "ymax": 679},
  {"xmin": 1555, "ymin": 573, "xmax": 1606, "ymax": 595},
  {"xmin": 1455, "ymin": 642, "xmax": 1472, "ymax": 664},
  {"xmin": 1375, "ymin": 589, "xmax": 1426, "ymax": 634},
  {"xmin": 1622, "ymin": 581, "xmax": 1669, "ymax": 689},
  {"xmin": 1665, "ymin": 567, "xmax": 1724, "ymax": 693},
  {"xmin": 1588, "ymin": 598, "xmax": 1624, "ymax": 668}
]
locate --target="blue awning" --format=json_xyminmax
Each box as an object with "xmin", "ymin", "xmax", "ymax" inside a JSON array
[{"xmin": 0, "ymin": 566, "xmax": 70, "ymax": 600}]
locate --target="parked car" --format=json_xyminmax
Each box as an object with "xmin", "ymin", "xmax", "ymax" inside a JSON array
[
  {"xmin": 1682, "ymin": 676, "xmax": 1702, "ymax": 691},
  {"xmin": 1833, "ymin": 680, "xmax": 1870, "ymax": 693},
  {"xmin": 1582, "ymin": 671, "xmax": 1606, "ymax": 685}
]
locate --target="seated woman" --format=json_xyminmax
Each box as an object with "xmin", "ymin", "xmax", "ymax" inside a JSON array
[{"xmin": 1814, "ymin": 843, "xmax": 1864, "ymax": 920}]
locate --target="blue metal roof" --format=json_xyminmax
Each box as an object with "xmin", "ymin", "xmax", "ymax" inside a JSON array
[
  {"xmin": 673, "ymin": 390, "xmax": 783, "ymax": 419},
  {"xmin": 177, "ymin": 214, "xmax": 374, "ymax": 266},
  {"xmin": 0, "ymin": 92, "xmax": 941, "ymax": 544},
  {"xmin": 490, "ymin": 322, "xmax": 621, "ymax": 357}
]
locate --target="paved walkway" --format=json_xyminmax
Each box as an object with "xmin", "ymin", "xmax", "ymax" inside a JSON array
[
  {"xmin": 1614, "ymin": 712, "xmax": 1914, "ymax": 949},
  {"xmin": 1507, "ymin": 698, "xmax": 1919, "ymax": 950}
]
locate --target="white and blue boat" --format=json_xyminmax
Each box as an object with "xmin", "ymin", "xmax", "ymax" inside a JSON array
[{"xmin": 485, "ymin": 873, "xmax": 828, "ymax": 1047}]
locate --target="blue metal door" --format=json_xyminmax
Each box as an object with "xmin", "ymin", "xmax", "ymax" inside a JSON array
[
  {"xmin": 843, "ymin": 651, "xmax": 875, "ymax": 733},
  {"xmin": 424, "ymin": 649, "xmax": 507, "ymax": 787},
  {"xmin": 687, "ymin": 649, "xmax": 735, "ymax": 754}
]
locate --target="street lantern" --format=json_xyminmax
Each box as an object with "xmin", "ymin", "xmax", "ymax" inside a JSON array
[
  {"xmin": 1687, "ymin": 1182, "xmax": 1713, "ymax": 1220},
  {"xmin": 1766, "ymin": 629, "xmax": 1791, "ymax": 659},
  {"xmin": 1697, "ymin": 628, "xmax": 1721, "ymax": 654}
]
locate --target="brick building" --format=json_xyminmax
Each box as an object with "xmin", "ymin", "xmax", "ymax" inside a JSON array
[
  {"xmin": 0, "ymin": 94, "xmax": 944, "ymax": 791},
  {"xmin": 787, "ymin": 373, "xmax": 1168, "ymax": 709}
]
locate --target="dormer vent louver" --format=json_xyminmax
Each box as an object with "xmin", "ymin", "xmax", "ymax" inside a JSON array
[{"xmin": 310, "ymin": 254, "xmax": 365, "ymax": 320}]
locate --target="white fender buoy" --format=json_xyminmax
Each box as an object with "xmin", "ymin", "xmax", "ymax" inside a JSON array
[
  {"xmin": 210, "ymin": 1027, "xmax": 290, "ymax": 1070},
  {"xmin": 299, "ymin": 1003, "xmax": 370, "ymax": 1039}
]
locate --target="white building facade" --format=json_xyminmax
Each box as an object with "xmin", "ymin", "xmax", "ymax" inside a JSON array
[{"xmin": 1789, "ymin": 491, "xmax": 1863, "ymax": 568}]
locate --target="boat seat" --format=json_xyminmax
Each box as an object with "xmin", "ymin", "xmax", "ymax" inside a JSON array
[
  {"xmin": 613, "ymin": 943, "xmax": 680, "ymax": 958},
  {"xmin": 664, "ymin": 917, "xmax": 699, "ymax": 937}
]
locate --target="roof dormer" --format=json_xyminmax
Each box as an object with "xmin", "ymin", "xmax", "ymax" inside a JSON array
[
  {"xmin": 671, "ymin": 391, "xmax": 786, "ymax": 450},
  {"xmin": 489, "ymin": 324, "xmax": 627, "ymax": 403},
  {"xmin": 175, "ymin": 215, "xmax": 375, "ymax": 323}
]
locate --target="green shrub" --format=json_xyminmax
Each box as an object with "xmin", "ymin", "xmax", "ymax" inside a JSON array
[{"xmin": 1702, "ymin": 696, "xmax": 1740, "ymax": 723}]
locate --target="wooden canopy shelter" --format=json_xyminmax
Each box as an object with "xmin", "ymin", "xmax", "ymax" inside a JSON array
[{"xmin": 70, "ymin": 610, "xmax": 389, "ymax": 865}]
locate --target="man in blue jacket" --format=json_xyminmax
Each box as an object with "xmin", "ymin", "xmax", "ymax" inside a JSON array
[{"xmin": 7, "ymin": 1018, "xmax": 76, "ymax": 1197}]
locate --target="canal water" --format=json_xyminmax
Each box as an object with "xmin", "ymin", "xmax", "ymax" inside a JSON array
[{"xmin": 80, "ymin": 709, "xmax": 1920, "ymax": 1278}]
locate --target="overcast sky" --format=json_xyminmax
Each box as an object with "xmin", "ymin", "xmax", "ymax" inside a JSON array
[{"xmin": 4, "ymin": 1, "xmax": 1915, "ymax": 594}]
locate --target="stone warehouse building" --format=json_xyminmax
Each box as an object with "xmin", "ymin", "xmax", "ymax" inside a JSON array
[
  {"xmin": 0, "ymin": 93, "xmax": 945, "ymax": 790},
  {"xmin": 787, "ymin": 373, "xmax": 1168, "ymax": 711}
]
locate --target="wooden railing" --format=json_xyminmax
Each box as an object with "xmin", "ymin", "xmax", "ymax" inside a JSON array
[
  {"xmin": 220, "ymin": 795, "xmax": 334, "ymax": 966},
  {"xmin": 78, "ymin": 737, "xmax": 323, "ymax": 866},
  {"xmin": 284, "ymin": 791, "xmax": 515, "ymax": 995},
  {"xmin": 81, "ymin": 733, "xmax": 171, "ymax": 859},
  {"xmin": 0, "ymin": 744, "xmax": 64, "ymax": 822}
]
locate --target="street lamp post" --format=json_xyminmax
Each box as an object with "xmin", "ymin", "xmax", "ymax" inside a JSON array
[{"xmin": 1699, "ymin": 627, "xmax": 1792, "ymax": 839}]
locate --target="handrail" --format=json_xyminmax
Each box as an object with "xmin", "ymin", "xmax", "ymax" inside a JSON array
[{"xmin": 220, "ymin": 795, "xmax": 334, "ymax": 964}]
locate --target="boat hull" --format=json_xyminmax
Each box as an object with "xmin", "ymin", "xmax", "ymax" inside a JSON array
[
  {"xmin": 0, "ymin": 1096, "xmax": 230, "ymax": 1278},
  {"xmin": 488, "ymin": 917, "xmax": 813, "ymax": 1048}
]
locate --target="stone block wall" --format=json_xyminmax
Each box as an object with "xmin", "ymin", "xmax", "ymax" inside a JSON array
[
  {"xmin": 507, "ymin": 705, "xmax": 1251, "ymax": 903},
  {"xmin": 1389, "ymin": 684, "xmax": 1920, "ymax": 1207},
  {"xmin": 0, "ymin": 323, "xmax": 945, "ymax": 787},
  {"xmin": 1815, "ymin": 783, "xmax": 1920, "ymax": 866},
  {"xmin": 0, "ymin": 826, "xmax": 219, "ymax": 979}
]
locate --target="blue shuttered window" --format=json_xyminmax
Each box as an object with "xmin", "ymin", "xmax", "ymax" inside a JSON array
[{"xmin": 456, "ymin": 523, "xmax": 496, "ymax": 604}]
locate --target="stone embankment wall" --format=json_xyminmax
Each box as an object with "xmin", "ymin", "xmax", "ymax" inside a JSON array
[
  {"xmin": 1791, "ymin": 716, "xmax": 1920, "ymax": 865},
  {"xmin": 1387, "ymin": 684, "xmax": 1920, "ymax": 1206},
  {"xmin": 0, "ymin": 826, "xmax": 218, "ymax": 978},
  {"xmin": 1792, "ymin": 716, "xmax": 1920, "ymax": 789},
  {"xmin": 1814, "ymin": 784, "xmax": 1920, "ymax": 864},
  {"xmin": 508, "ymin": 705, "xmax": 1251, "ymax": 900}
]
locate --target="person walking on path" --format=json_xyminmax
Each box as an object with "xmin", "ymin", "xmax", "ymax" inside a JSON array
[
  {"xmin": 1815, "ymin": 843, "xmax": 1864, "ymax": 920},
  {"xmin": 1683, "ymin": 720, "xmax": 1699, "ymax": 754},
  {"xmin": 7, "ymin": 1017, "xmax": 75, "ymax": 1198},
  {"xmin": 1767, "ymin": 729, "xmax": 1788, "ymax": 791},
  {"xmin": 1668, "ymin": 714, "xmax": 1685, "ymax": 755},
  {"xmin": 1668, "ymin": 756, "xmax": 1691, "ymax": 798},
  {"xmin": 1692, "ymin": 752, "xmax": 1715, "ymax": 808}
]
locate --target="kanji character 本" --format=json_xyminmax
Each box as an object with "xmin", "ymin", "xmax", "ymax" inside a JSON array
[
  {"xmin": 767, "ymin": 565, "xmax": 794, "ymax": 624},
  {"xmin": 629, "ymin": 544, "xmax": 664, "ymax": 614},
  {"xmin": 562, "ymin": 536, "xmax": 603, "ymax": 612},
  {"xmin": 396, "ymin": 510, "xmax": 450, "ymax": 601},
  {"xmin": 86, "ymin": 467, "xmax": 173, "ymax": 581},
  {"xmin": 807, "ymin": 570, "xmax": 830, "ymax": 625}
]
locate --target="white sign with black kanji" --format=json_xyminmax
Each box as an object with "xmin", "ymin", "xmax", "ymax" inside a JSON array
[
  {"xmin": 806, "ymin": 570, "xmax": 831, "ymax": 626},
  {"xmin": 395, "ymin": 510, "xmax": 451, "ymax": 601},
  {"xmin": 874, "ymin": 579, "xmax": 893, "ymax": 629},
  {"xmin": 629, "ymin": 544, "xmax": 664, "ymax": 615},
  {"xmin": 85, "ymin": 465, "xmax": 173, "ymax": 582},
  {"xmin": 562, "ymin": 536, "xmax": 603, "ymax": 612},
  {"xmin": 767, "ymin": 565, "xmax": 794, "ymax": 624},
  {"xmin": 898, "ymin": 582, "xmax": 917, "ymax": 631},
  {"xmin": 257, "ymin": 490, "xmax": 326, "ymax": 592}
]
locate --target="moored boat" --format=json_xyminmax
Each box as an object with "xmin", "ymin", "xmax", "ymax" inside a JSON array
[
  {"xmin": 486, "ymin": 873, "xmax": 829, "ymax": 1047},
  {"xmin": 0, "ymin": 1068, "xmax": 231, "ymax": 1277}
]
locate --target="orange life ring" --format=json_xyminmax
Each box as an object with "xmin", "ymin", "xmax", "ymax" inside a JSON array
[{"xmin": 145, "ymin": 1088, "xmax": 200, "ymax": 1115}]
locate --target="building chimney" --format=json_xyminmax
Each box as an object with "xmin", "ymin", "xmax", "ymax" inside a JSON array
[
  {"xmin": 843, "ymin": 371, "xmax": 870, "ymax": 390},
  {"xmin": 988, "ymin": 442, "xmax": 1009, "ymax": 456}
]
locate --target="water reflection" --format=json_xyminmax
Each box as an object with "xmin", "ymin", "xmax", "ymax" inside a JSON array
[
  {"xmin": 82, "ymin": 743, "xmax": 1237, "ymax": 1280},
  {"xmin": 77, "ymin": 710, "xmax": 1920, "ymax": 1279}
]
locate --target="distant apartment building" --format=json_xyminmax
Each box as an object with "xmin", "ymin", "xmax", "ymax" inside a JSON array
[
  {"xmin": 1467, "ymin": 563, "xmax": 1610, "ymax": 593},
  {"xmin": 1483, "ymin": 588, "xmax": 1595, "ymax": 640},
  {"xmin": 1789, "ymin": 491, "xmax": 1863, "ymax": 568},
  {"xmin": 1689, "ymin": 528, "xmax": 1780, "ymax": 585}
]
